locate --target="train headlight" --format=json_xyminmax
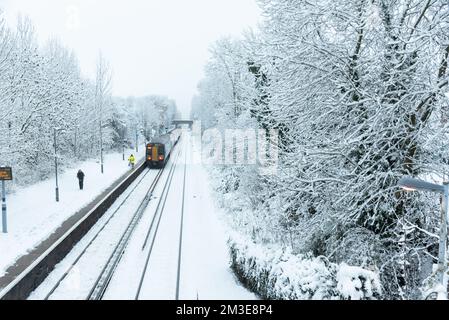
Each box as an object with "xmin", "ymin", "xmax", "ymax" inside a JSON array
[{"xmin": 159, "ymin": 155, "xmax": 164, "ymax": 161}]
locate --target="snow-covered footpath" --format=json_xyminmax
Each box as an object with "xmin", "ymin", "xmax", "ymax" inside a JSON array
[{"xmin": 0, "ymin": 148, "xmax": 144, "ymax": 277}]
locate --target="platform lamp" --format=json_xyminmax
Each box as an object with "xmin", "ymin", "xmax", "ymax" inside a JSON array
[{"xmin": 398, "ymin": 177, "xmax": 448, "ymax": 299}]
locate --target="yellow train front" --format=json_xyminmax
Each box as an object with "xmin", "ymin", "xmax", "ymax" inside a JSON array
[
  {"xmin": 146, "ymin": 143, "xmax": 166, "ymax": 168},
  {"xmin": 146, "ymin": 130, "xmax": 181, "ymax": 168}
]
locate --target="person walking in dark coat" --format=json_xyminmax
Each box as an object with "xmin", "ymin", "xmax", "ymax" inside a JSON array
[{"xmin": 77, "ymin": 170, "xmax": 85, "ymax": 190}]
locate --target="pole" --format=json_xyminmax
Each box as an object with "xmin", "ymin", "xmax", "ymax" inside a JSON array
[
  {"xmin": 74, "ymin": 126, "xmax": 78, "ymax": 159},
  {"xmin": 2, "ymin": 181, "xmax": 7, "ymax": 233},
  {"xmin": 100, "ymin": 120, "xmax": 104, "ymax": 174},
  {"xmin": 54, "ymin": 129, "xmax": 59, "ymax": 202},
  {"xmin": 446, "ymin": 184, "xmax": 449, "ymax": 297},
  {"xmin": 135, "ymin": 128, "xmax": 139, "ymax": 153},
  {"xmin": 7, "ymin": 121, "xmax": 11, "ymax": 149},
  {"xmin": 123, "ymin": 138, "xmax": 125, "ymax": 161},
  {"xmin": 438, "ymin": 183, "xmax": 449, "ymax": 297},
  {"xmin": 437, "ymin": 183, "xmax": 449, "ymax": 298}
]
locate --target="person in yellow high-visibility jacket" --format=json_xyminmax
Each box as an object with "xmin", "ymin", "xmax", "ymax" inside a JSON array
[{"xmin": 128, "ymin": 154, "xmax": 136, "ymax": 169}]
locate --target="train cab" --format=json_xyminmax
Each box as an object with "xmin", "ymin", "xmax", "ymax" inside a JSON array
[
  {"xmin": 146, "ymin": 129, "xmax": 181, "ymax": 169},
  {"xmin": 146, "ymin": 143, "xmax": 166, "ymax": 168}
]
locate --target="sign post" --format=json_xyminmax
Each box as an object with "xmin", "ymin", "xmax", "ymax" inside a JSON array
[{"xmin": 0, "ymin": 167, "xmax": 12, "ymax": 233}]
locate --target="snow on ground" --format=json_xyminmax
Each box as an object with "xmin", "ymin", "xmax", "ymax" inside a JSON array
[
  {"xmin": 29, "ymin": 131, "xmax": 255, "ymax": 300},
  {"xmin": 179, "ymin": 132, "xmax": 256, "ymax": 300},
  {"xmin": 101, "ymin": 165, "xmax": 176, "ymax": 300},
  {"xmin": 103, "ymin": 143, "xmax": 185, "ymax": 300},
  {"xmin": 0, "ymin": 148, "xmax": 145, "ymax": 277},
  {"xmin": 104, "ymin": 132, "xmax": 255, "ymax": 299},
  {"xmin": 30, "ymin": 170, "xmax": 158, "ymax": 300},
  {"xmin": 336, "ymin": 263, "xmax": 382, "ymax": 300}
]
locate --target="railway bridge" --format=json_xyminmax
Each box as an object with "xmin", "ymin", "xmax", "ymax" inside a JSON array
[{"xmin": 172, "ymin": 119, "xmax": 194, "ymax": 129}]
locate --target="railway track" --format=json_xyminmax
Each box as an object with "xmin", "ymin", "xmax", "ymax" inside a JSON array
[
  {"xmin": 134, "ymin": 145, "xmax": 182, "ymax": 299},
  {"xmin": 89, "ymin": 144, "xmax": 183, "ymax": 300},
  {"xmin": 86, "ymin": 168, "xmax": 165, "ymax": 300},
  {"xmin": 0, "ymin": 161, "xmax": 148, "ymax": 300},
  {"xmin": 16, "ymin": 134, "xmax": 188, "ymax": 300},
  {"xmin": 134, "ymin": 139, "xmax": 187, "ymax": 300},
  {"xmin": 175, "ymin": 147, "xmax": 188, "ymax": 300},
  {"xmin": 43, "ymin": 168, "xmax": 156, "ymax": 300}
]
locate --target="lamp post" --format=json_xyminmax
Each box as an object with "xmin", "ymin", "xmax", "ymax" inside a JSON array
[
  {"xmin": 100, "ymin": 120, "xmax": 104, "ymax": 174},
  {"xmin": 398, "ymin": 177, "xmax": 448, "ymax": 298},
  {"xmin": 135, "ymin": 128, "xmax": 139, "ymax": 153},
  {"xmin": 74, "ymin": 124, "xmax": 79, "ymax": 159},
  {"xmin": 54, "ymin": 128, "xmax": 64, "ymax": 202},
  {"xmin": 122, "ymin": 125, "xmax": 126, "ymax": 161},
  {"xmin": 122, "ymin": 139, "xmax": 125, "ymax": 162},
  {"xmin": 7, "ymin": 121, "xmax": 11, "ymax": 149}
]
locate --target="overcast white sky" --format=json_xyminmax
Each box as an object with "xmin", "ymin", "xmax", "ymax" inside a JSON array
[{"xmin": 1, "ymin": 0, "xmax": 261, "ymax": 116}]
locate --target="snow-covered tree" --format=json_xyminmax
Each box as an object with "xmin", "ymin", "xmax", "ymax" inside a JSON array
[
  {"xmin": 0, "ymin": 12, "xmax": 179, "ymax": 187},
  {"xmin": 195, "ymin": 0, "xmax": 449, "ymax": 299}
]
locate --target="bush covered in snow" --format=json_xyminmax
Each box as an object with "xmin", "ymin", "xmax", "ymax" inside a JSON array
[
  {"xmin": 228, "ymin": 235, "xmax": 382, "ymax": 300},
  {"xmin": 336, "ymin": 263, "xmax": 382, "ymax": 300}
]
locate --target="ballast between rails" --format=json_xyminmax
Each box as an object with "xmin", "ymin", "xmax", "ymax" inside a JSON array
[{"xmin": 0, "ymin": 161, "xmax": 147, "ymax": 300}]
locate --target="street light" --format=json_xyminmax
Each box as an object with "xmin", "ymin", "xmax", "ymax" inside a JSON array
[
  {"xmin": 7, "ymin": 121, "xmax": 11, "ymax": 149},
  {"xmin": 54, "ymin": 128, "xmax": 65, "ymax": 202},
  {"xmin": 122, "ymin": 125, "xmax": 127, "ymax": 161},
  {"xmin": 135, "ymin": 128, "xmax": 139, "ymax": 153},
  {"xmin": 398, "ymin": 177, "xmax": 448, "ymax": 298},
  {"xmin": 100, "ymin": 120, "xmax": 104, "ymax": 174},
  {"xmin": 74, "ymin": 124, "xmax": 79, "ymax": 159}
]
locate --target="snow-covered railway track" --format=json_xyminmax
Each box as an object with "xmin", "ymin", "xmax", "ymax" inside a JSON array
[
  {"xmin": 175, "ymin": 148, "xmax": 188, "ymax": 300},
  {"xmin": 78, "ymin": 137, "xmax": 185, "ymax": 300},
  {"xmin": 86, "ymin": 168, "xmax": 165, "ymax": 300},
  {"xmin": 28, "ymin": 136, "xmax": 185, "ymax": 300},
  {"xmin": 134, "ymin": 144, "xmax": 185, "ymax": 300},
  {"xmin": 0, "ymin": 161, "xmax": 149, "ymax": 300},
  {"xmin": 20, "ymin": 131, "xmax": 255, "ymax": 301},
  {"xmin": 132, "ymin": 139, "xmax": 188, "ymax": 300},
  {"xmin": 43, "ymin": 168, "xmax": 157, "ymax": 300}
]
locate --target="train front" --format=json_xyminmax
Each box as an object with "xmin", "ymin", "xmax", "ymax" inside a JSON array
[{"xmin": 146, "ymin": 143, "xmax": 166, "ymax": 168}]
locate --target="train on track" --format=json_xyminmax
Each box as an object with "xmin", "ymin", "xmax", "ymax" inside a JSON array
[{"xmin": 146, "ymin": 129, "xmax": 182, "ymax": 168}]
